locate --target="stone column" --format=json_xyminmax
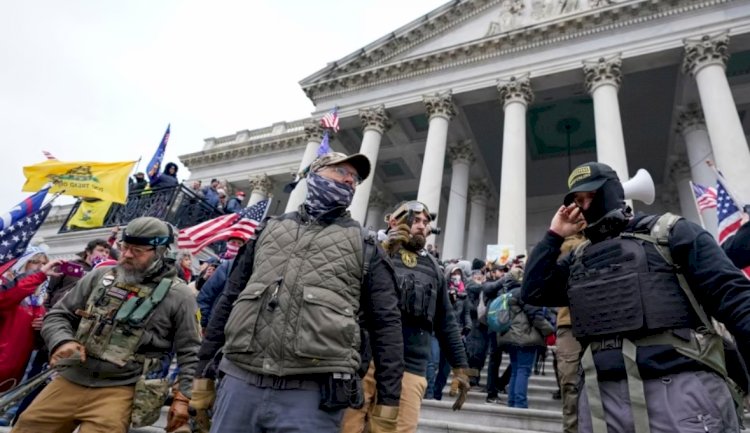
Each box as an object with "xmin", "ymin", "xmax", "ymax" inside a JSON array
[
  {"xmin": 466, "ymin": 181, "xmax": 490, "ymax": 261},
  {"xmin": 676, "ymin": 104, "xmax": 718, "ymax": 235},
  {"xmin": 583, "ymin": 54, "xmax": 630, "ymax": 183},
  {"xmin": 248, "ymin": 174, "xmax": 273, "ymax": 206},
  {"xmin": 349, "ymin": 106, "xmax": 391, "ymax": 224},
  {"xmin": 364, "ymin": 191, "xmax": 389, "ymax": 231},
  {"xmin": 668, "ymin": 159, "xmax": 701, "ymax": 225},
  {"xmin": 497, "ymin": 75, "xmax": 533, "ymax": 253},
  {"xmin": 683, "ymin": 32, "xmax": 750, "ymax": 203},
  {"xmin": 416, "ymin": 91, "xmax": 456, "ymax": 222},
  {"xmin": 442, "ymin": 140, "xmax": 475, "ymax": 260},
  {"xmin": 285, "ymin": 121, "xmax": 324, "ymax": 212}
]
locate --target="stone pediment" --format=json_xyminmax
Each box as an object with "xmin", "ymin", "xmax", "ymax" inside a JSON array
[{"xmin": 299, "ymin": 0, "xmax": 727, "ymax": 102}]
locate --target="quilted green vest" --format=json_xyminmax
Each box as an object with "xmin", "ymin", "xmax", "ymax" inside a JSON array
[{"xmin": 223, "ymin": 215, "xmax": 364, "ymax": 376}]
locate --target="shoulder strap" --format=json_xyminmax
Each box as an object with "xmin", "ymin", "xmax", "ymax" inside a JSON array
[
  {"xmin": 573, "ymin": 239, "xmax": 591, "ymax": 260},
  {"xmin": 424, "ymin": 252, "xmax": 446, "ymax": 289},
  {"xmin": 126, "ymin": 277, "xmax": 174, "ymax": 324},
  {"xmin": 625, "ymin": 213, "xmax": 714, "ymax": 331},
  {"xmin": 361, "ymin": 228, "xmax": 377, "ymax": 286}
]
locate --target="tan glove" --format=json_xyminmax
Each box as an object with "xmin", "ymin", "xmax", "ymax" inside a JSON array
[
  {"xmin": 451, "ymin": 368, "xmax": 471, "ymax": 411},
  {"xmin": 49, "ymin": 342, "xmax": 86, "ymax": 367},
  {"xmin": 385, "ymin": 223, "xmax": 411, "ymax": 253},
  {"xmin": 166, "ymin": 391, "xmax": 190, "ymax": 432},
  {"xmin": 369, "ymin": 404, "xmax": 399, "ymax": 433},
  {"xmin": 190, "ymin": 378, "xmax": 216, "ymax": 410}
]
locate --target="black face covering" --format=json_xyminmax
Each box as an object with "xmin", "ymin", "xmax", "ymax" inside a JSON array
[{"xmin": 582, "ymin": 179, "xmax": 631, "ymax": 242}]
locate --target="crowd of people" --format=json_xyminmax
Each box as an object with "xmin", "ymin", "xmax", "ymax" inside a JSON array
[{"xmin": 0, "ymin": 153, "xmax": 749, "ymax": 433}]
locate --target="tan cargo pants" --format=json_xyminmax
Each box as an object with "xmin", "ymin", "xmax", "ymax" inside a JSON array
[
  {"xmin": 340, "ymin": 362, "xmax": 427, "ymax": 433},
  {"xmin": 12, "ymin": 375, "xmax": 134, "ymax": 433},
  {"xmin": 556, "ymin": 326, "xmax": 582, "ymax": 433}
]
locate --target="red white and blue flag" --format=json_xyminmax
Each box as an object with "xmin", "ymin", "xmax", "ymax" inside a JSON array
[
  {"xmin": 146, "ymin": 124, "xmax": 171, "ymax": 180},
  {"xmin": 177, "ymin": 199, "xmax": 270, "ymax": 254},
  {"xmin": 0, "ymin": 188, "xmax": 49, "ymax": 232},
  {"xmin": 716, "ymin": 179, "xmax": 743, "ymax": 245},
  {"xmin": 691, "ymin": 182, "xmax": 717, "ymax": 212},
  {"xmin": 320, "ymin": 108, "xmax": 340, "ymax": 132}
]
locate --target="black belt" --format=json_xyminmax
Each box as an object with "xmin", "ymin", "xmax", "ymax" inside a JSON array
[{"xmin": 229, "ymin": 369, "xmax": 322, "ymax": 391}]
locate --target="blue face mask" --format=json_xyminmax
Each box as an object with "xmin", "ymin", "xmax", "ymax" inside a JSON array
[{"xmin": 304, "ymin": 172, "xmax": 355, "ymax": 217}]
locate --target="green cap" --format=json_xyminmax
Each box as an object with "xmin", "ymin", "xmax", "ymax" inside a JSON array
[{"xmin": 122, "ymin": 217, "xmax": 173, "ymax": 246}]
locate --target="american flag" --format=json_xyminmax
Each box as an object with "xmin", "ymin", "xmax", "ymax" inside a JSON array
[
  {"xmin": 0, "ymin": 188, "xmax": 49, "ymax": 232},
  {"xmin": 0, "ymin": 205, "xmax": 52, "ymax": 265},
  {"xmin": 42, "ymin": 150, "xmax": 56, "ymax": 160},
  {"xmin": 691, "ymin": 182, "xmax": 717, "ymax": 212},
  {"xmin": 320, "ymin": 108, "xmax": 340, "ymax": 132},
  {"xmin": 716, "ymin": 180, "xmax": 743, "ymax": 245},
  {"xmin": 178, "ymin": 199, "xmax": 270, "ymax": 254}
]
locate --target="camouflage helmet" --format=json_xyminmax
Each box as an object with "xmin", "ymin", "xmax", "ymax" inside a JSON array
[{"xmin": 122, "ymin": 217, "xmax": 173, "ymax": 247}]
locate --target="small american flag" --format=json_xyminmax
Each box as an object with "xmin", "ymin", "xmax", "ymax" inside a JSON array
[
  {"xmin": 178, "ymin": 199, "xmax": 270, "ymax": 254},
  {"xmin": 716, "ymin": 180, "xmax": 742, "ymax": 245},
  {"xmin": 320, "ymin": 108, "xmax": 340, "ymax": 132},
  {"xmin": 42, "ymin": 150, "xmax": 56, "ymax": 160},
  {"xmin": 691, "ymin": 182, "xmax": 717, "ymax": 212},
  {"xmin": 0, "ymin": 205, "xmax": 52, "ymax": 265}
]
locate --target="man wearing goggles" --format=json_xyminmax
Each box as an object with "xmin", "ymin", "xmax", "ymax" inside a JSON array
[{"xmin": 341, "ymin": 201, "xmax": 470, "ymax": 433}]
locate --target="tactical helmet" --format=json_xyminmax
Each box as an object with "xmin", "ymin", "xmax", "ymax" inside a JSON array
[{"xmin": 122, "ymin": 217, "xmax": 174, "ymax": 247}]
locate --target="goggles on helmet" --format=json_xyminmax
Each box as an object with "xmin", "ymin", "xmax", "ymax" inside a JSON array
[{"xmin": 389, "ymin": 201, "xmax": 433, "ymax": 223}]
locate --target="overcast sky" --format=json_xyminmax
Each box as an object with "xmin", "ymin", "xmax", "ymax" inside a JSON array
[{"xmin": 0, "ymin": 0, "xmax": 446, "ymax": 212}]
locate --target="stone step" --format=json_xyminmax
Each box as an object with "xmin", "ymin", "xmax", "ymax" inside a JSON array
[
  {"xmin": 417, "ymin": 418, "xmax": 552, "ymax": 433},
  {"xmin": 419, "ymin": 399, "xmax": 564, "ymax": 433},
  {"xmin": 432, "ymin": 390, "xmax": 563, "ymax": 411}
]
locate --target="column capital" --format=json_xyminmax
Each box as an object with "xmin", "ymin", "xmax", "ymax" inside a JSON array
[
  {"xmin": 485, "ymin": 209, "xmax": 497, "ymax": 224},
  {"xmin": 469, "ymin": 180, "xmax": 490, "ymax": 203},
  {"xmin": 447, "ymin": 140, "xmax": 475, "ymax": 165},
  {"xmin": 675, "ymin": 103, "xmax": 707, "ymax": 136},
  {"xmin": 368, "ymin": 191, "xmax": 389, "ymax": 210},
  {"xmin": 249, "ymin": 174, "xmax": 274, "ymax": 195},
  {"xmin": 668, "ymin": 157, "xmax": 691, "ymax": 182},
  {"xmin": 358, "ymin": 105, "xmax": 391, "ymax": 134},
  {"xmin": 682, "ymin": 32, "xmax": 730, "ymax": 77},
  {"xmin": 304, "ymin": 120, "xmax": 325, "ymax": 143},
  {"xmin": 423, "ymin": 91, "xmax": 456, "ymax": 121},
  {"xmin": 497, "ymin": 74, "xmax": 534, "ymax": 109},
  {"xmin": 583, "ymin": 54, "xmax": 623, "ymax": 94}
]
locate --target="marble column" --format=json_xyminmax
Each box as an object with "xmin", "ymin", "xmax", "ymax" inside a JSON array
[
  {"xmin": 248, "ymin": 174, "xmax": 273, "ymax": 206},
  {"xmin": 466, "ymin": 181, "xmax": 490, "ymax": 261},
  {"xmin": 364, "ymin": 191, "xmax": 389, "ymax": 231},
  {"xmin": 676, "ymin": 104, "xmax": 719, "ymax": 235},
  {"xmin": 442, "ymin": 140, "xmax": 475, "ymax": 260},
  {"xmin": 497, "ymin": 75, "xmax": 533, "ymax": 253},
  {"xmin": 285, "ymin": 121, "xmax": 324, "ymax": 212},
  {"xmin": 683, "ymin": 32, "xmax": 750, "ymax": 203},
  {"xmin": 583, "ymin": 54, "xmax": 630, "ymax": 184},
  {"xmin": 416, "ymin": 91, "xmax": 456, "ymax": 222},
  {"xmin": 669, "ymin": 159, "xmax": 701, "ymax": 225},
  {"xmin": 349, "ymin": 105, "xmax": 391, "ymax": 224}
]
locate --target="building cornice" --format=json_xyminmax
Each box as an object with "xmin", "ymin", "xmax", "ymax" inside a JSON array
[
  {"xmin": 180, "ymin": 131, "xmax": 307, "ymax": 168},
  {"xmin": 301, "ymin": 0, "xmax": 731, "ymax": 102}
]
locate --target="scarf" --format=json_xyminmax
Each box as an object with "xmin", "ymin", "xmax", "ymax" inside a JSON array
[{"xmin": 304, "ymin": 172, "xmax": 354, "ymax": 218}]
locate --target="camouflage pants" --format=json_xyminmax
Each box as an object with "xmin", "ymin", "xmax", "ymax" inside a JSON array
[{"xmin": 556, "ymin": 327, "xmax": 582, "ymax": 433}]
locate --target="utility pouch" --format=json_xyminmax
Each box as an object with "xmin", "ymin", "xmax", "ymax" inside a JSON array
[
  {"xmin": 348, "ymin": 376, "xmax": 364, "ymax": 409},
  {"xmin": 319, "ymin": 374, "xmax": 352, "ymax": 412},
  {"xmin": 130, "ymin": 359, "xmax": 170, "ymax": 428}
]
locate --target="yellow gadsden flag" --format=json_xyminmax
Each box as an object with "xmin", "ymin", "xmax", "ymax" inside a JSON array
[
  {"xmin": 67, "ymin": 199, "xmax": 112, "ymax": 229},
  {"xmin": 23, "ymin": 160, "xmax": 136, "ymax": 204}
]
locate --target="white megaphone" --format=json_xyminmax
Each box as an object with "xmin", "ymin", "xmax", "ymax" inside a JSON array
[{"xmin": 622, "ymin": 168, "xmax": 655, "ymax": 205}]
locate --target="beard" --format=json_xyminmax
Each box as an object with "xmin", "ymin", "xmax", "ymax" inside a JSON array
[
  {"xmin": 405, "ymin": 234, "xmax": 426, "ymax": 252},
  {"xmin": 116, "ymin": 257, "xmax": 159, "ymax": 285}
]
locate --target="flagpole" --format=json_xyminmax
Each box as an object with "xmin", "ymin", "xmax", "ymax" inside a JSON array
[
  {"xmin": 688, "ymin": 180, "xmax": 707, "ymax": 229},
  {"xmin": 707, "ymin": 160, "xmax": 746, "ymax": 207},
  {"xmin": 40, "ymin": 191, "xmax": 64, "ymax": 210}
]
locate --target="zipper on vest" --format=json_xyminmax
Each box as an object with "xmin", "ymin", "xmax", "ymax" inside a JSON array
[{"xmin": 266, "ymin": 277, "xmax": 283, "ymax": 312}]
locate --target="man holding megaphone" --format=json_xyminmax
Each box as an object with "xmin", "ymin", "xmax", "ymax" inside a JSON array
[{"xmin": 522, "ymin": 161, "xmax": 750, "ymax": 433}]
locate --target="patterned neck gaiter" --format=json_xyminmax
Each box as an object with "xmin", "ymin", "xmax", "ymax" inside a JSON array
[{"xmin": 304, "ymin": 172, "xmax": 354, "ymax": 218}]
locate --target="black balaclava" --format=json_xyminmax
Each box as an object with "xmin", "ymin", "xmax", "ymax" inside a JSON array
[{"xmin": 582, "ymin": 179, "xmax": 631, "ymax": 242}]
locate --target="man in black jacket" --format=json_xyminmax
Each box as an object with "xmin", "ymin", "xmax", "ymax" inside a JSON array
[
  {"xmin": 341, "ymin": 200, "xmax": 470, "ymax": 433},
  {"xmin": 191, "ymin": 152, "xmax": 403, "ymax": 433},
  {"xmin": 523, "ymin": 162, "xmax": 750, "ymax": 432},
  {"xmin": 722, "ymin": 210, "xmax": 750, "ymax": 270}
]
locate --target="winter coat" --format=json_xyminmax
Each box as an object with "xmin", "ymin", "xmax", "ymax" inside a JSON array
[
  {"xmin": 452, "ymin": 291, "xmax": 472, "ymax": 333},
  {"xmin": 496, "ymin": 285, "xmax": 553, "ymax": 348},
  {"xmin": 149, "ymin": 162, "xmax": 179, "ymax": 188}
]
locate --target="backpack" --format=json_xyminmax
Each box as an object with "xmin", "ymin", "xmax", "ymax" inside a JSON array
[{"xmin": 486, "ymin": 292, "xmax": 514, "ymax": 334}]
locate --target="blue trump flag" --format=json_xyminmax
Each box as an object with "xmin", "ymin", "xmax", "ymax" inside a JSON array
[
  {"xmin": 0, "ymin": 187, "xmax": 49, "ymax": 231},
  {"xmin": 146, "ymin": 124, "xmax": 171, "ymax": 180},
  {"xmin": 317, "ymin": 131, "xmax": 331, "ymax": 157}
]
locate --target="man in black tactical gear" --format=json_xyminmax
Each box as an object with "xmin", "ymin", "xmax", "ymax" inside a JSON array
[
  {"xmin": 341, "ymin": 201, "xmax": 470, "ymax": 433},
  {"xmin": 193, "ymin": 152, "xmax": 404, "ymax": 433},
  {"xmin": 523, "ymin": 162, "xmax": 750, "ymax": 432}
]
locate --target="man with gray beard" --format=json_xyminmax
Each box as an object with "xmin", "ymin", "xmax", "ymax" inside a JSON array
[{"xmin": 13, "ymin": 217, "xmax": 201, "ymax": 433}]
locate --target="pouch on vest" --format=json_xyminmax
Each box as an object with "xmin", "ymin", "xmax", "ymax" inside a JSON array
[
  {"xmin": 130, "ymin": 358, "xmax": 170, "ymax": 428},
  {"xmin": 487, "ymin": 292, "xmax": 513, "ymax": 335}
]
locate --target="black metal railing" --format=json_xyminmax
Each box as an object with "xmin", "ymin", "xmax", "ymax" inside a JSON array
[{"xmin": 58, "ymin": 185, "xmax": 224, "ymax": 233}]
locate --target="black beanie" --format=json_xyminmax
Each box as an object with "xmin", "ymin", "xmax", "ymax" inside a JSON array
[{"xmin": 472, "ymin": 258, "xmax": 485, "ymax": 271}]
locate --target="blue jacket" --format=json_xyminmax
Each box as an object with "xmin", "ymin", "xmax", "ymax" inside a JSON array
[{"xmin": 196, "ymin": 259, "xmax": 233, "ymax": 328}]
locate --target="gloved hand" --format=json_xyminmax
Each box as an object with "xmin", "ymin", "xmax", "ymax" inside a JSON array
[
  {"xmin": 451, "ymin": 368, "xmax": 471, "ymax": 411},
  {"xmin": 369, "ymin": 404, "xmax": 399, "ymax": 433},
  {"xmin": 190, "ymin": 378, "xmax": 216, "ymax": 432},
  {"xmin": 49, "ymin": 341, "xmax": 86, "ymax": 367},
  {"xmin": 385, "ymin": 223, "xmax": 411, "ymax": 252},
  {"xmin": 166, "ymin": 390, "xmax": 190, "ymax": 432}
]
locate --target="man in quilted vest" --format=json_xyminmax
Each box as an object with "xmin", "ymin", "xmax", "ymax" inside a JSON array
[{"xmin": 193, "ymin": 152, "xmax": 404, "ymax": 433}]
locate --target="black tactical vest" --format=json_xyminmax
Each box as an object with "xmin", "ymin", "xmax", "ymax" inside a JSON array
[
  {"xmin": 568, "ymin": 225, "xmax": 699, "ymax": 342},
  {"xmin": 390, "ymin": 249, "xmax": 441, "ymax": 331}
]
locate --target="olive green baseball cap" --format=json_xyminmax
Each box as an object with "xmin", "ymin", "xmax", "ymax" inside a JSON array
[
  {"xmin": 309, "ymin": 152, "xmax": 371, "ymax": 182},
  {"xmin": 563, "ymin": 162, "xmax": 620, "ymax": 205}
]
